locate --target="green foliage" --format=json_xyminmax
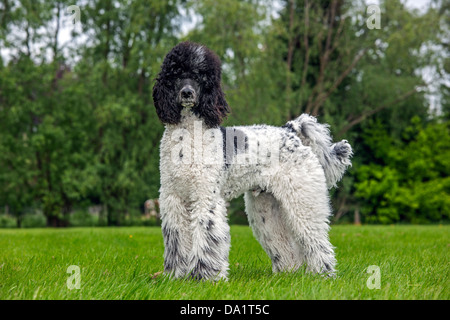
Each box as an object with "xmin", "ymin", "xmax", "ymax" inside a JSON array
[
  {"xmin": 355, "ymin": 118, "xmax": 450, "ymax": 224},
  {"xmin": 0, "ymin": 0, "xmax": 181, "ymax": 226},
  {"xmin": 0, "ymin": 215, "xmax": 17, "ymax": 228},
  {"xmin": 227, "ymin": 196, "xmax": 248, "ymax": 225},
  {"xmin": 68, "ymin": 210, "xmax": 99, "ymax": 227},
  {"xmin": 0, "ymin": 0, "xmax": 448, "ymax": 226},
  {"xmin": 21, "ymin": 212, "xmax": 47, "ymax": 228}
]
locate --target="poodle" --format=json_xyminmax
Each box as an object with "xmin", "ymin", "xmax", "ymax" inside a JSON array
[{"xmin": 152, "ymin": 41, "xmax": 352, "ymax": 281}]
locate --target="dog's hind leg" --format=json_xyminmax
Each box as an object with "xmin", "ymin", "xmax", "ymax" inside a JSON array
[
  {"xmin": 244, "ymin": 191, "xmax": 305, "ymax": 272},
  {"xmin": 268, "ymin": 168, "xmax": 337, "ymax": 276}
]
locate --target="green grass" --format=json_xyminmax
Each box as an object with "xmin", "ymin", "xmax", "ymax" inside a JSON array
[{"xmin": 0, "ymin": 225, "xmax": 448, "ymax": 299}]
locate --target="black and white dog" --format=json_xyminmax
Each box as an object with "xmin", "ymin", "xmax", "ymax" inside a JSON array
[{"xmin": 152, "ymin": 41, "xmax": 352, "ymax": 281}]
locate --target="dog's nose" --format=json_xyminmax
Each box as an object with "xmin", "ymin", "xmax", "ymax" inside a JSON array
[{"xmin": 181, "ymin": 87, "xmax": 194, "ymax": 99}]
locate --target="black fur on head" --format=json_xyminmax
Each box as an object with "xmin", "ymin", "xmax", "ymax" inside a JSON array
[{"xmin": 152, "ymin": 41, "xmax": 230, "ymax": 128}]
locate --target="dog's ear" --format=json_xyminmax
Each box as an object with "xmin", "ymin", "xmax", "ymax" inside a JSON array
[
  {"xmin": 194, "ymin": 82, "xmax": 230, "ymax": 128},
  {"xmin": 152, "ymin": 76, "xmax": 182, "ymax": 125}
]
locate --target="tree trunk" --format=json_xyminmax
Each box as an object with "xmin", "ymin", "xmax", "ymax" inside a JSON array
[
  {"xmin": 354, "ymin": 208, "xmax": 361, "ymax": 225},
  {"xmin": 46, "ymin": 215, "xmax": 68, "ymax": 227}
]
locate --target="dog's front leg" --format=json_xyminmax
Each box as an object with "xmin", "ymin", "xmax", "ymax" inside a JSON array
[
  {"xmin": 187, "ymin": 192, "xmax": 230, "ymax": 281},
  {"xmin": 159, "ymin": 189, "xmax": 193, "ymax": 279}
]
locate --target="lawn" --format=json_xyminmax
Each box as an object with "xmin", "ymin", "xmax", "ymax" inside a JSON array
[{"xmin": 0, "ymin": 225, "xmax": 448, "ymax": 300}]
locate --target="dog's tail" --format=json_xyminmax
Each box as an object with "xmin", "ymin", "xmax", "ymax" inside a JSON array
[{"xmin": 283, "ymin": 114, "xmax": 353, "ymax": 189}]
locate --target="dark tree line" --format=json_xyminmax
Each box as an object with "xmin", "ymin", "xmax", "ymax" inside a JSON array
[{"xmin": 0, "ymin": 0, "xmax": 448, "ymax": 227}]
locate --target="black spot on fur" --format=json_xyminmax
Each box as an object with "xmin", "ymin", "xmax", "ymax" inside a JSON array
[
  {"xmin": 162, "ymin": 226, "xmax": 183, "ymax": 272},
  {"xmin": 272, "ymin": 254, "xmax": 281, "ymax": 263},
  {"xmin": 190, "ymin": 259, "xmax": 221, "ymax": 281},
  {"xmin": 280, "ymin": 132, "xmax": 300, "ymax": 153},
  {"xmin": 206, "ymin": 232, "xmax": 220, "ymax": 246},
  {"xmin": 282, "ymin": 122, "xmax": 296, "ymax": 134},
  {"xmin": 280, "ymin": 135, "xmax": 288, "ymax": 149},
  {"xmin": 323, "ymin": 262, "xmax": 332, "ymax": 273},
  {"xmin": 219, "ymin": 127, "xmax": 248, "ymax": 167},
  {"xmin": 334, "ymin": 141, "xmax": 352, "ymax": 161},
  {"xmin": 219, "ymin": 126, "xmax": 228, "ymax": 168}
]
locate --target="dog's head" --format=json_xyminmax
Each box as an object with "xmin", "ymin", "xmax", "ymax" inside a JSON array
[{"xmin": 152, "ymin": 41, "xmax": 230, "ymax": 128}]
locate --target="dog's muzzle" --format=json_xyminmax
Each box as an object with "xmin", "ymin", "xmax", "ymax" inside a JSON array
[{"xmin": 180, "ymin": 85, "xmax": 197, "ymax": 108}]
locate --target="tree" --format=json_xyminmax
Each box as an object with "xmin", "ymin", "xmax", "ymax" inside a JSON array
[
  {"xmin": 0, "ymin": 0, "xmax": 185, "ymax": 226},
  {"xmin": 75, "ymin": 0, "xmax": 184, "ymax": 225}
]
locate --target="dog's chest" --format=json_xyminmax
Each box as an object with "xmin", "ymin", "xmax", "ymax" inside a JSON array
[{"xmin": 160, "ymin": 112, "xmax": 225, "ymax": 197}]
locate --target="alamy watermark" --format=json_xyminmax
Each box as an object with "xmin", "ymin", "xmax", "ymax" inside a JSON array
[
  {"xmin": 366, "ymin": 265, "xmax": 381, "ymax": 289},
  {"xmin": 67, "ymin": 265, "xmax": 81, "ymax": 290},
  {"xmin": 170, "ymin": 121, "xmax": 280, "ymax": 169},
  {"xmin": 66, "ymin": 5, "xmax": 81, "ymax": 26},
  {"xmin": 366, "ymin": 4, "xmax": 381, "ymax": 29}
]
